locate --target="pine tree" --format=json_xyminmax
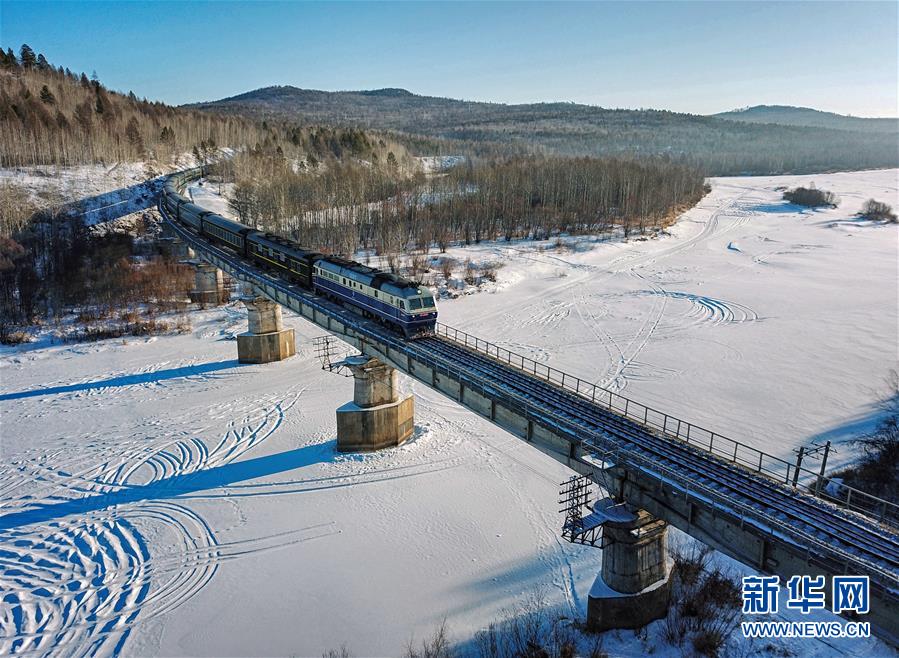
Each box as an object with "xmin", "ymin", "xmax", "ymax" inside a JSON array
[
  {"xmin": 39, "ymin": 85, "xmax": 55, "ymax": 105},
  {"xmin": 4, "ymin": 48, "xmax": 17, "ymax": 69},
  {"xmin": 125, "ymin": 116, "xmax": 144, "ymax": 153},
  {"xmin": 19, "ymin": 44, "xmax": 37, "ymax": 69},
  {"xmin": 36, "ymin": 53, "xmax": 50, "ymax": 71},
  {"xmin": 79, "ymin": 72, "xmax": 90, "ymax": 88}
]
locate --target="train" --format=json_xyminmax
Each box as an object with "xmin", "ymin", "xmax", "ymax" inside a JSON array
[{"xmin": 162, "ymin": 168, "xmax": 438, "ymax": 338}]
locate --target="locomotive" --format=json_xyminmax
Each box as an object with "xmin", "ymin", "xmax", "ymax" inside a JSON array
[{"xmin": 162, "ymin": 169, "xmax": 438, "ymax": 338}]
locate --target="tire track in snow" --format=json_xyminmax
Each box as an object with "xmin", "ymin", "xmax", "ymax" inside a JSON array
[
  {"xmin": 0, "ymin": 388, "xmax": 305, "ymax": 656},
  {"xmin": 638, "ymin": 290, "xmax": 759, "ymax": 326},
  {"xmin": 580, "ymin": 191, "xmax": 756, "ymax": 392}
]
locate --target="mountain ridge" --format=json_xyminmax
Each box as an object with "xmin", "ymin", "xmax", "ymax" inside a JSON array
[
  {"xmin": 713, "ymin": 104, "xmax": 897, "ymax": 133},
  {"xmin": 187, "ymin": 86, "xmax": 899, "ymax": 175}
]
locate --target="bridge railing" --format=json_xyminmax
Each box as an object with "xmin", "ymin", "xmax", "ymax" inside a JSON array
[
  {"xmin": 434, "ymin": 323, "xmax": 898, "ymax": 525},
  {"xmin": 161, "ymin": 173, "xmax": 896, "ymax": 527},
  {"xmin": 161, "ymin": 201, "xmax": 898, "ymax": 585}
]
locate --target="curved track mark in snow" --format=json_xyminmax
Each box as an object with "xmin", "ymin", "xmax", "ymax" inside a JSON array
[
  {"xmin": 0, "ymin": 389, "xmax": 305, "ymax": 656},
  {"xmin": 640, "ymin": 290, "xmax": 759, "ymax": 326}
]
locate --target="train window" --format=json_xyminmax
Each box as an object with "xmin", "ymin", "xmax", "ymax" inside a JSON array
[
  {"xmin": 422, "ymin": 296, "xmax": 435, "ymax": 307},
  {"xmin": 399, "ymin": 301, "xmax": 406, "ymax": 310},
  {"xmin": 409, "ymin": 298, "xmax": 422, "ymax": 310}
]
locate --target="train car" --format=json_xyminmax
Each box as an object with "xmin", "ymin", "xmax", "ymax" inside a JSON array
[
  {"xmin": 200, "ymin": 213, "xmax": 253, "ymax": 256},
  {"xmin": 247, "ymin": 232, "xmax": 322, "ymax": 288},
  {"xmin": 171, "ymin": 199, "xmax": 203, "ymax": 230},
  {"xmin": 313, "ymin": 257, "xmax": 438, "ymax": 337},
  {"xmin": 162, "ymin": 169, "xmax": 439, "ymax": 339}
]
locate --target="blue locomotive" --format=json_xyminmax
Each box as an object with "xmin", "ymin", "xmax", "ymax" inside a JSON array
[{"xmin": 162, "ymin": 169, "xmax": 438, "ymax": 338}]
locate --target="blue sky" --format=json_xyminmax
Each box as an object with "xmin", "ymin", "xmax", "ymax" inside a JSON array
[{"xmin": 2, "ymin": 1, "xmax": 896, "ymax": 116}]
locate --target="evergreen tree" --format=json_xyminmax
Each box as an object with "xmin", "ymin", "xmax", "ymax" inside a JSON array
[
  {"xmin": 19, "ymin": 44, "xmax": 36, "ymax": 69},
  {"xmin": 79, "ymin": 72, "xmax": 90, "ymax": 88},
  {"xmin": 39, "ymin": 85, "xmax": 56, "ymax": 105},
  {"xmin": 125, "ymin": 116, "xmax": 144, "ymax": 153},
  {"xmin": 4, "ymin": 48, "xmax": 17, "ymax": 69},
  {"xmin": 36, "ymin": 53, "xmax": 50, "ymax": 70}
]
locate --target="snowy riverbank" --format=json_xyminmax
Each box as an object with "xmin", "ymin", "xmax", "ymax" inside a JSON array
[{"xmin": 1, "ymin": 169, "xmax": 896, "ymax": 657}]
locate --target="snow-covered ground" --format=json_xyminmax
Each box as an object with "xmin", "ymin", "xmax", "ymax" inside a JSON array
[
  {"xmin": 433, "ymin": 169, "xmax": 899, "ymax": 471},
  {"xmin": 1, "ymin": 170, "xmax": 897, "ymax": 657},
  {"xmin": 417, "ymin": 155, "xmax": 466, "ymax": 174},
  {"xmin": 0, "ymin": 162, "xmax": 165, "ymax": 226},
  {"xmin": 186, "ymin": 179, "xmax": 238, "ymax": 220}
]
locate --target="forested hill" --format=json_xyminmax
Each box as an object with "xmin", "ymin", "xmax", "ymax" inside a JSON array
[
  {"xmin": 0, "ymin": 46, "xmax": 414, "ymax": 170},
  {"xmin": 0, "ymin": 45, "xmax": 276, "ymax": 167},
  {"xmin": 714, "ymin": 105, "xmax": 898, "ymax": 133},
  {"xmin": 190, "ymin": 86, "xmax": 899, "ymax": 175}
]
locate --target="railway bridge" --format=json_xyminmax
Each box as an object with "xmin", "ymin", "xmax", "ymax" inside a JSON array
[{"xmin": 159, "ymin": 177, "xmax": 899, "ymax": 644}]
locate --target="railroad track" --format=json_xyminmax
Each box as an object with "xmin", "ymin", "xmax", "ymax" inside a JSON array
[
  {"xmin": 160, "ymin": 191, "xmax": 899, "ymax": 594},
  {"xmin": 415, "ymin": 336, "xmax": 899, "ymax": 584}
]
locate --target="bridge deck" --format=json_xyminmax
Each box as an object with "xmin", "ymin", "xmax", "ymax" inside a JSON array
[{"xmin": 159, "ymin": 194, "xmax": 899, "ymax": 611}]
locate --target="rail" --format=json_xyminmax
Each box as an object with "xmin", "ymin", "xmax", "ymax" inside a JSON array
[
  {"xmin": 163, "ymin": 168, "xmax": 898, "ymax": 527},
  {"xmin": 160, "ymin": 200, "xmax": 899, "ymax": 588},
  {"xmin": 434, "ymin": 323, "xmax": 898, "ymax": 524}
]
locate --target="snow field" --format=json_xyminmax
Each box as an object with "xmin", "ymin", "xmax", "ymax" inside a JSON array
[{"xmin": 1, "ymin": 169, "xmax": 897, "ymax": 656}]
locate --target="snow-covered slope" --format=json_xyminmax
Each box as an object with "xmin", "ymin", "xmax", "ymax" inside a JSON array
[{"xmin": 1, "ymin": 169, "xmax": 896, "ymax": 657}]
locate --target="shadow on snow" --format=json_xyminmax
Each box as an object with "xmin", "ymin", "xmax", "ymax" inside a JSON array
[
  {"xmin": 0, "ymin": 359, "xmax": 244, "ymax": 401},
  {"xmin": 56, "ymin": 177, "xmax": 167, "ymax": 224},
  {"xmin": 0, "ymin": 441, "xmax": 334, "ymax": 532}
]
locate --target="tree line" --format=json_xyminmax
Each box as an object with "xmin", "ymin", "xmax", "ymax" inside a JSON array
[
  {"xmin": 0, "ymin": 44, "xmax": 271, "ymax": 166},
  {"xmin": 191, "ymin": 84, "xmax": 899, "ymax": 176},
  {"xmin": 219, "ymin": 153, "xmax": 706, "ymax": 263},
  {"xmin": 0, "ymin": 44, "xmax": 418, "ymax": 170}
]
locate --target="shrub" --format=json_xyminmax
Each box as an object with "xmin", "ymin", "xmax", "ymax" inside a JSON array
[
  {"xmin": 481, "ymin": 262, "xmax": 504, "ymax": 283},
  {"xmin": 405, "ymin": 620, "xmax": 453, "ymax": 658},
  {"xmin": 831, "ymin": 415, "xmax": 899, "ymax": 509},
  {"xmin": 0, "ymin": 330, "xmax": 33, "ymax": 345},
  {"xmin": 464, "ymin": 258, "xmax": 477, "ymax": 285},
  {"xmin": 783, "ymin": 186, "xmax": 838, "ymax": 208},
  {"xmin": 828, "ymin": 373, "xmax": 899, "ymax": 515},
  {"xmin": 664, "ymin": 543, "xmax": 742, "ymax": 658},
  {"xmin": 859, "ymin": 199, "xmax": 897, "ymax": 223},
  {"xmin": 439, "ymin": 257, "xmax": 456, "ymax": 281}
]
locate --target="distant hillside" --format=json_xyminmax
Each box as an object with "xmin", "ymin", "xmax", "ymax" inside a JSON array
[
  {"xmin": 0, "ymin": 44, "xmax": 278, "ymax": 167},
  {"xmin": 189, "ymin": 86, "xmax": 899, "ymax": 175},
  {"xmin": 714, "ymin": 105, "xmax": 898, "ymax": 133},
  {"xmin": 0, "ymin": 47, "xmax": 414, "ymax": 170}
]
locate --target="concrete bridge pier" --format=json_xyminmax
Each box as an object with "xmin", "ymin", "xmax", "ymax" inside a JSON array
[
  {"xmin": 336, "ymin": 356, "xmax": 414, "ymax": 452},
  {"xmin": 237, "ymin": 294, "xmax": 295, "ymax": 364},
  {"xmin": 158, "ymin": 237, "xmax": 194, "ymax": 260},
  {"xmin": 587, "ymin": 506, "xmax": 672, "ymax": 632},
  {"xmin": 189, "ymin": 262, "xmax": 225, "ymax": 306},
  {"xmin": 158, "ymin": 222, "xmax": 195, "ymax": 259}
]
